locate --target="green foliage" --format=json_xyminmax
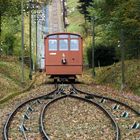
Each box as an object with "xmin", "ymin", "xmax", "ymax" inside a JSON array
[
  {"xmin": 1, "ymin": 16, "xmax": 21, "ymax": 55},
  {"xmin": 4, "ymin": 34, "xmax": 15, "ymax": 55},
  {"xmin": 86, "ymin": 0, "xmax": 140, "ymax": 59},
  {"xmin": 0, "ymin": 0, "xmax": 26, "ymax": 16},
  {"xmin": 77, "ymin": 0, "xmax": 93, "ymax": 21},
  {"xmin": 67, "ymin": 0, "xmax": 85, "ymax": 34},
  {"xmin": 0, "ymin": 0, "xmax": 29, "ymax": 56}
]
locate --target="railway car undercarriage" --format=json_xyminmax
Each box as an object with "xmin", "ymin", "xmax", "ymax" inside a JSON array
[{"xmin": 50, "ymin": 75, "xmax": 76, "ymax": 82}]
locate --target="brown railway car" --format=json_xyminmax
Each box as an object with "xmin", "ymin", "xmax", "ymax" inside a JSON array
[{"xmin": 44, "ymin": 33, "xmax": 83, "ymax": 81}]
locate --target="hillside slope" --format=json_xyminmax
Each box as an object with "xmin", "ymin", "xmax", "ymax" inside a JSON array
[
  {"xmin": 80, "ymin": 60, "xmax": 140, "ymax": 95},
  {"xmin": 95, "ymin": 60, "xmax": 140, "ymax": 94},
  {"xmin": 0, "ymin": 56, "xmax": 30, "ymax": 99}
]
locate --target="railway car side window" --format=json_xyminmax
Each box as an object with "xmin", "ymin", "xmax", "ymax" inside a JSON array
[
  {"xmin": 70, "ymin": 40, "xmax": 79, "ymax": 51},
  {"xmin": 59, "ymin": 40, "xmax": 68, "ymax": 51},
  {"xmin": 48, "ymin": 40, "xmax": 57, "ymax": 51}
]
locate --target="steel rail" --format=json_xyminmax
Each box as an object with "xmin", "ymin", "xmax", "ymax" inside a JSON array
[
  {"xmin": 3, "ymin": 86, "xmax": 58, "ymax": 140},
  {"xmin": 40, "ymin": 94, "xmax": 120, "ymax": 140},
  {"xmin": 72, "ymin": 84, "xmax": 140, "ymax": 115},
  {"xmin": 40, "ymin": 95, "xmax": 67, "ymax": 140}
]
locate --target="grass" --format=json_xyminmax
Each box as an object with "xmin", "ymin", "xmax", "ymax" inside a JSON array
[
  {"xmin": 80, "ymin": 59, "xmax": 140, "ymax": 96},
  {"xmin": 0, "ymin": 56, "xmax": 30, "ymax": 100},
  {"xmin": 89, "ymin": 59, "xmax": 140, "ymax": 95},
  {"xmin": 0, "ymin": 80, "xmax": 34, "ymax": 105},
  {"xmin": 67, "ymin": 0, "xmax": 84, "ymax": 34}
]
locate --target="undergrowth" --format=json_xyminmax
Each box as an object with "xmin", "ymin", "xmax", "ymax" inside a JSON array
[
  {"xmin": 93, "ymin": 59, "xmax": 140, "ymax": 95},
  {"xmin": 0, "ymin": 56, "xmax": 30, "ymax": 99}
]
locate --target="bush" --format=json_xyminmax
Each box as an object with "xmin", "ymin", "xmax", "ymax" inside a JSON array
[
  {"xmin": 87, "ymin": 45, "xmax": 118, "ymax": 67},
  {"xmin": 2, "ymin": 33, "xmax": 15, "ymax": 55}
]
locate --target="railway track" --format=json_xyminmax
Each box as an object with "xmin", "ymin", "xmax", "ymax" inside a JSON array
[
  {"xmin": 3, "ymin": 85, "xmax": 59, "ymax": 140},
  {"xmin": 40, "ymin": 93, "xmax": 120, "ymax": 140},
  {"xmin": 72, "ymin": 84, "xmax": 140, "ymax": 139},
  {"xmin": 3, "ymin": 83, "xmax": 140, "ymax": 140},
  {"xmin": 48, "ymin": 0, "xmax": 64, "ymax": 33}
]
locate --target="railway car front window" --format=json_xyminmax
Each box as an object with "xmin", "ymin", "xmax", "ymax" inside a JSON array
[
  {"xmin": 70, "ymin": 35, "xmax": 79, "ymax": 38},
  {"xmin": 70, "ymin": 40, "xmax": 79, "ymax": 51},
  {"xmin": 59, "ymin": 40, "xmax": 68, "ymax": 51},
  {"xmin": 59, "ymin": 35, "xmax": 69, "ymax": 38},
  {"xmin": 49, "ymin": 40, "xmax": 57, "ymax": 51},
  {"xmin": 48, "ymin": 35, "xmax": 57, "ymax": 38}
]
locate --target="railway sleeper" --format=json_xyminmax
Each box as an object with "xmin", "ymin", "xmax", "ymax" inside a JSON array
[
  {"xmin": 23, "ymin": 113, "xmax": 30, "ymax": 120},
  {"xmin": 131, "ymin": 122, "xmax": 140, "ymax": 129},
  {"xmin": 19, "ymin": 124, "xmax": 28, "ymax": 132},
  {"xmin": 121, "ymin": 111, "xmax": 129, "ymax": 118},
  {"xmin": 112, "ymin": 104, "xmax": 120, "ymax": 110}
]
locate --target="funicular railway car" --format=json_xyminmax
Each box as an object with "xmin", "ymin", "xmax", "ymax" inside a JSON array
[{"xmin": 44, "ymin": 33, "xmax": 83, "ymax": 81}]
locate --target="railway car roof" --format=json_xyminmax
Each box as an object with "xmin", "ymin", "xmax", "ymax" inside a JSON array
[{"xmin": 45, "ymin": 32, "xmax": 82, "ymax": 39}]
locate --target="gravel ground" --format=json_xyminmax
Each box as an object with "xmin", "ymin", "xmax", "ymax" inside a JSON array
[
  {"xmin": 75, "ymin": 84, "xmax": 140, "ymax": 111},
  {"xmin": 0, "ymin": 74, "xmax": 140, "ymax": 140},
  {"xmin": 0, "ymin": 82, "xmax": 55, "ymax": 139},
  {"xmin": 44, "ymin": 98, "xmax": 115, "ymax": 140},
  {"xmin": 75, "ymin": 84, "xmax": 140, "ymax": 140}
]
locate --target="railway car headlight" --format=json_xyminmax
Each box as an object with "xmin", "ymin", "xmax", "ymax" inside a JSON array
[{"xmin": 62, "ymin": 58, "xmax": 67, "ymax": 64}]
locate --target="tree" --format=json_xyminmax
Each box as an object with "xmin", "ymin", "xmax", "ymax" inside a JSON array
[
  {"xmin": 0, "ymin": 0, "xmax": 9, "ymax": 44},
  {"xmin": 0, "ymin": 0, "xmax": 28, "ymax": 55},
  {"xmin": 88, "ymin": 0, "xmax": 140, "ymax": 59},
  {"xmin": 77, "ymin": 0, "xmax": 93, "ymax": 21}
]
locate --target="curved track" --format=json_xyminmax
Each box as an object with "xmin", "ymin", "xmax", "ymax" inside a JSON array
[
  {"xmin": 40, "ymin": 93, "xmax": 120, "ymax": 140},
  {"xmin": 3, "ymin": 83, "xmax": 140, "ymax": 140},
  {"xmin": 3, "ymin": 86, "xmax": 58, "ymax": 140},
  {"xmin": 72, "ymin": 84, "xmax": 140, "ymax": 139},
  {"xmin": 72, "ymin": 85, "xmax": 140, "ymax": 115}
]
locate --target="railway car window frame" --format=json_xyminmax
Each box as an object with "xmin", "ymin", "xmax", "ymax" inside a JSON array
[
  {"xmin": 48, "ymin": 39, "xmax": 58, "ymax": 51},
  {"xmin": 59, "ymin": 39, "xmax": 68, "ymax": 51},
  {"xmin": 70, "ymin": 39, "xmax": 79, "ymax": 51}
]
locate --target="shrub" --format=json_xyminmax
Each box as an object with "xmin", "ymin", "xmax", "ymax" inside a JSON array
[
  {"xmin": 87, "ymin": 44, "xmax": 118, "ymax": 67},
  {"xmin": 3, "ymin": 33, "xmax": 15, "ymax": 55}
]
